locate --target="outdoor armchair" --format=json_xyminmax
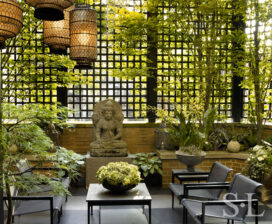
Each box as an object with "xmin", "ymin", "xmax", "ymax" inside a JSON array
[
  {"xmin": 169, "ymin": 162, "xmax": 233, "ymax": 208},
  {"xmin": 181, "ymin": 173, "xmax": 262, "ymax": 224},
  {"xmin": 4, "ymin": 161, "xmax": 69, "ymax": 224},
  {"xmin": 4, "ymin": 195, "xmax": 63, "ymax": 224},
  {"xmin": 17, "ymin": 159, "xmax": 70, "ymax": 197}
]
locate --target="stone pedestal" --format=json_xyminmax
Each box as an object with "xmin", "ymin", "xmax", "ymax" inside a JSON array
[
  {"xmin": 85, "ymin": 155, "xmax": 132, "ymax": 188},
  {"xmin": 90, "ymin": 147, "xmax": 128, "ymax": 157}
]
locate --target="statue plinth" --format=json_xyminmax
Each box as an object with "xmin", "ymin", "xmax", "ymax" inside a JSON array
[
  {"xmin": 90, "ymin": 147, "xmax": 128, "ymax": 157},
  {"xmin": 89, "ymin": 99, "xmax": 128, "ymax": 157}
]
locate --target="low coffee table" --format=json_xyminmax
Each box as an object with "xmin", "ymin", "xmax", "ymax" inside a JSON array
[{"xmin": 86, "ymin": 183, "xmax": 152, "ymax": 224}]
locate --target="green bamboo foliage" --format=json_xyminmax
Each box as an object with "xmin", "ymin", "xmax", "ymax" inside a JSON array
[
  {"xmin": 1, "ymin": 104, "xmax": 84, "ymax": 224},
  {"xmin": 233, "ymin": 0, "xmax": 272, "ymax": 142},
  {"xmin": 107, "ymin": 0, "xmax": 233, "ymax": 119}
]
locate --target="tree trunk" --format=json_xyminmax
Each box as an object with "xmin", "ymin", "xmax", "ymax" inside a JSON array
[
  {"xmin": 204, "ymin": 10, "xmax": 216, "ymax": 112},
  {"xmin": 5, "ymin": 181, "xmax": 13, "ymax": 224},
  {"xmin": 253, "ymin": 2, "xmax": 263, "ymax": 143}
]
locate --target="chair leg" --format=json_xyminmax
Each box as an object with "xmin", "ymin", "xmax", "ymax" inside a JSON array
[
  {"xmin": 255, "ymin": 204, "xmax": 259, "ymax": 224},
  {"xmin": 201, "ymin": 204, "xmax": 205, "ymax": 224},
  {"xmin": 171, "ymin": 192, "xmax": 174, "ymax": 208},
  {"xmin": 255, "ymin": 201, "xmax": 259, "ymax": 224},
  {"xmin": 183, "ymin": 207, "xmax": 187, "ymax": 224},
  {"xmin": 50, "ymin": 199, "xmax": 54, "ymax": 224},
  {"xmin": 18, "ymin": 216, "xmax": 21, "ymax": 224},
  {"xmin": 58, "ymin": 210, "xmax": 61, "ymax": 223}
]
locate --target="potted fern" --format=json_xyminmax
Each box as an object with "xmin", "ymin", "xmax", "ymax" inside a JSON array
[{"xmin": 167, "ymin": 108, "xmax": 216, "ymax": 172}]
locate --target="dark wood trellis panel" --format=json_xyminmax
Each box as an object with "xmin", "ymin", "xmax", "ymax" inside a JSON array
[
  {"xmin": 67, "ymin": 0, "xmax": 147, "ymax": 121},
  {"xmin": 3, "ymin": 0, "xmax": 272, "ymax": 122},
  {"xmin": 231, "ymin": 0, "xmax": 245, "ymax": 122},
  {"xmin": 156, "ymin": 1, "xmax": 233, "ymax": 119}
]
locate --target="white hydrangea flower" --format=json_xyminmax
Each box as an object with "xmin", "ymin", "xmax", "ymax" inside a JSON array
[{"xmin": 253, "ymin": 145, "xmax": 264, "ymax": 152}]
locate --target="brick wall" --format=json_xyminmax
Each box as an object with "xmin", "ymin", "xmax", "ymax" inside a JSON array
[
  {"xmin": 59, "ymin": 124, "xmax": 272, "ymax": 189},
  {"xmin": 59, "ymin": 124, "xmax": 157, "ymax": 155},
  {"xmin": 158, "ymin": 150, "xmax": 248, "ymax": 188},
  {"xmin": 59, "ymin": 123, "xmax": 272, "ymax": 155}
]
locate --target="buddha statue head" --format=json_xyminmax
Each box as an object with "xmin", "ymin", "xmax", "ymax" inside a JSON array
[{"xmin": 102, "ymin": 100, "xmax": 114, "ymax": 121}]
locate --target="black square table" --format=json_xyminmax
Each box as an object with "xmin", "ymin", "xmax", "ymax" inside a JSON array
[{"xmin": 86, "ymin": 183, "xmax": 152, "ymax": 224}]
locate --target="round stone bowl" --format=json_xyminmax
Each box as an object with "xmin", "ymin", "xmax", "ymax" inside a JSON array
[
  {"xmin": 102, "ymin": 181, "xmax": 136, "ymax": 193},
  {"xmin": 176, "ymin": 150, "xmax": 206, "ymax": 172}
]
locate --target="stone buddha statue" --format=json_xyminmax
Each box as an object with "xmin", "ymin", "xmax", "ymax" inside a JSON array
[{"xmin": 90, "ymin": 99, "xmax": 128, "ymax": 157}]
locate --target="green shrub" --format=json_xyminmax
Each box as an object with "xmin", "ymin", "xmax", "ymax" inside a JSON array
[
  {"xmin": 96, "ymin": 162, "xmax": 141, "ymax": 186},
  {"xmin": 131, "ymin": 153, "xmax": 162, "ymax": 177},
  {"xmin": 244, "ymin": 143, "xmax": 272, "ymax": 182}
]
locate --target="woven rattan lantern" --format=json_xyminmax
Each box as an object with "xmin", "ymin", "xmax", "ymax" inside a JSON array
[
  {"xmin": 70, "ymin": 4, "xmax": 97, "ymax": 68},
  {"xmin": 43, "ymin": 6, "xmax": 73, "ymax": 54},
  {"xmin": 26, "ymin": 0, "xmax": 75, "ymax": 21},
  {"xmin": 0, "ymin": 0, "xmax": 23, "ymax": 48}
]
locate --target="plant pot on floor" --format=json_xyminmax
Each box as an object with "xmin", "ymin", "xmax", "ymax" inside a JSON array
[{"xmin": 142, "ymin": 173, "xmax": 162, "ymax": 187}]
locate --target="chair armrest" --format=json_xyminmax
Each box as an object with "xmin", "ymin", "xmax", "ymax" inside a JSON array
[
  {"xmin": 177, "ymin": 174, "xmax": 209, "ymax": 183},
  {"xmin": 202, "ymin": 199, "xmax": 258, "ymax": 206},
  {"xmin": 171, "ymin": 169, "xmax": 209, "ymax": 183},
  {"xmin": 3, "ymin": 196, "xmax": 53, "ymax": 201},
  {"xmin": 184, "ymin": 182, "xmax": 230, "ymax": 196},
  {"xmin": 200, "ymin": 199, "xmax": 259, "ymax": 218},
  {"xmin": 32, "ymin": 167, "xmax": 64, "ymax": 171},
  {"xmin": 184, "ymin": 182, "xmax": 230, "ymax": 187},
  {"xmin": 173, "ymin": 172, "xmax": 210, "ymax": 176}
]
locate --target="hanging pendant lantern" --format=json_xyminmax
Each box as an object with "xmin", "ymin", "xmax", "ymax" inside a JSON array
[
  {"xmin": 26, "ymin": 0, "xmax": 75, "ymax": 21},
  {"xmin": 0, "ymin": 0, "xmax": 23, "ymax": 48},
  {"xmin": 70, "ymin": 3, "xmax": 97, "ymax": 68},
  {"xmin": 43, "ymin": 6, "xmax": 73, "ymax": 54}
]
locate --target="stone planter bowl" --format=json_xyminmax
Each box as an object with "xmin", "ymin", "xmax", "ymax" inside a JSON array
[{"xmin": 176, "ymin": 150, "xmax": 206, "ymax": 172}]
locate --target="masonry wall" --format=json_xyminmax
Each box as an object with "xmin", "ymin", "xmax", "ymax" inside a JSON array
[
  {"xmin": 59, "ymin": 124, "xmax": 272, "ymax": 190},
  {"xmin": 59, "ymin": 124, "xmax": 157, "ymax": 155},
  {"xmin": 157, "ymin": 150, "xmax": 248, "ymax": 188},
  {"xmin": 59, "ymin": 123, "xmax": 272, "ymax": 155}
]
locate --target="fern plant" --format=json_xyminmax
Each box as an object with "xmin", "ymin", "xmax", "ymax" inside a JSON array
[
  {"xmin": 1, "ymin": 104, "xmax": 83, "ymax": 224},
  {"xmin": 167, "ymin": 108, "xmax": 216, "ymax": 155}
]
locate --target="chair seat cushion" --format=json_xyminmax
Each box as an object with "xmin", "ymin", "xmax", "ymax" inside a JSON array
[
  {"xmin": 168, "ymin": 183, "xmax": 217, "ymax": 200},
  {"xmin": 181, "ymin": 199, "xmax": 244, "ymax": 221},
  {"xmin": 13, "ymin": 196, "xmax": 63, "ymax": 216},
  {"xmin": 26, "ymin": 177, "xmax": 70, "ymax": 195}
]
